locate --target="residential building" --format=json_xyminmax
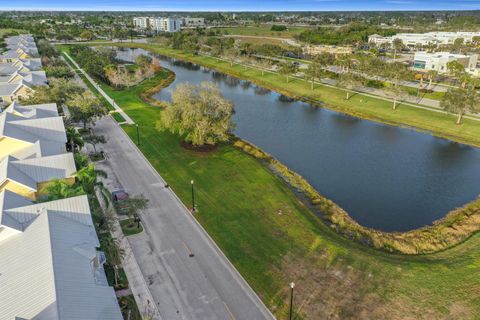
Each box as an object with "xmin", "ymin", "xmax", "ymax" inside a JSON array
[
  {"xmin": 0, "ymin": 103, "xmax": 67, "ymax": 160},
  {"xmin": 133, "ymin": 16, "xmax": 154, "ymax": 29},
  {"xmin": 0, "ymin": 153, "xmax": 76, "ymax": 200},
  {"xmin": 0, "ymin": 192, "xmax": 122, "ymax": 320},
  {"xmin": 133, "ymin": 16, "xmax": 182, "ymax": 32},
  {"xmin": 413, "ymin": 51, "xmax": 478, "ymax": 74},
  {"xmin": 0, "ymin": 80, "xmax": 35, "ymax": 104}
]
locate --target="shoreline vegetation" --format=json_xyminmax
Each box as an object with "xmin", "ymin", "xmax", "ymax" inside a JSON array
[
  {"xmin": 82, "ymin": 43, "xmax": 480, "ymax": 255},
  {"xmin": 61, "ymin": 45, "xmax": 480, "ymax": 317},
  {"xmin": 234, "ymin": 138, "xmax": 480, "ymax": 254}
]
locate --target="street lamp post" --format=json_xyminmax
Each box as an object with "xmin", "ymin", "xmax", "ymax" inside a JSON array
[
  {"xmin": 191, "ymin": 180, "xmax": 195, "ymax": 212},
  {"xmin": 136, "ymin": 124, "xmax": 140, "ymax": 146},
  {"xmin": 289, "ymin": 282, "xmax": 295, "ymax": 320}
]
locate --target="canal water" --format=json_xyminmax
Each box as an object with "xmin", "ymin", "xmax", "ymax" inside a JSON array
[{"xmin": 115, "ymin": 47, "xmax": 480, "ymax": 232}]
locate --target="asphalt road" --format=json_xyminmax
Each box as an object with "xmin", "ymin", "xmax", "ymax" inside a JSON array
[{"xmin": 94, "ymin": 116, "xmax": 275, "ymax": 320}]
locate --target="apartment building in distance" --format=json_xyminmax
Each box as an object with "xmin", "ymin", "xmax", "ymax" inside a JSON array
[
  {"xmin": 133, "ymin": 16, "xmax": 182, "ymax": 32},
  {"xmin": 369, "ymin": 31, "xmax": 480, "ymax": 47}
]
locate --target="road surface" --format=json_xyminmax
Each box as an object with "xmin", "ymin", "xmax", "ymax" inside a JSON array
[{"xmin": 94, "ymin": 116, "xmax": 275, "ymax": 320}]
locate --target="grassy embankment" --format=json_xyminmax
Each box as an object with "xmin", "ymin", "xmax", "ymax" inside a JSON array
[
  {"xmin": 60, "ymin": 45, "xmax": 480, "ymax": 319},
  {"xmin": 103, "ymin": 42, "xmax": 480, "ymax": 148}
]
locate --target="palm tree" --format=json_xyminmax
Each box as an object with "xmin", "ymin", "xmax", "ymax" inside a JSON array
[
  {"xmin": 278, "ymin": 62, "xmax": 298, "ymax": 83},
  {"xmin": 100, "ymin": 236, "xmax": 124, "ymax": 288},
  {"xmin": 66, "ymin": 126, "xmax": 84, "ymax": 153},
  {"xmin": 304, "ymin": 61, "xmax": 321, "ymax": 90},
  {"xmin": 42, "ymin": 179, "xmax": 85, "ymax": 201},
  {"xmin": 441, "ymin": 84, "xmax": 480, "ymax": 124},
  {"xmin": 385, "ymin": 85, "xmax": 408, "ymax": 110},
  {"xmin": 427, "ymin": 70, "xmax": 438, "ymax": 88}
]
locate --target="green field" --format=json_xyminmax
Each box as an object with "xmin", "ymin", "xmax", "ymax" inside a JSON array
[
  {"xmin": 212, "ymin": 25, "xmax": 310, "ymax": 39},
  {"xmin": 58, "ymin": 45, "xmax": 480, "ymax": 318}
]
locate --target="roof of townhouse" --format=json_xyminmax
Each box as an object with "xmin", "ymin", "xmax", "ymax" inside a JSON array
[
  {"xmin": 0, "ymin": 81, "xmax": 30, "ymax": 96},
  {"xmin": 0, "ymin": 59, "xmax": 42, "ymax": 76},
  {"xmin": 4, "ymin": 101, "xmax": 58, "ymax": 119},
  {"xmin": 0, "ymin": 153, "xmax": 76, "ymax": 191},
  {"xmin": 0, "ymin": 111, "xmax": 67, "ymax": 158},
  {"xmin": 0, "ymin": 193, "xmax": 123, "ymax": 320},
  {"xmin": 14, "ymin": 58, "xmax": 42, "ymax": 70},
  {"xmin": 0, "ymin": 70, "xmax": 48, "ymax": 86}
]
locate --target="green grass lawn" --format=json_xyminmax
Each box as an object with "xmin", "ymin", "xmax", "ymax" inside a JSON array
[
  {"xmin": 111, "ymin": 111, "xmax": 126, "ymax": 123},
  {"xmin": 100, "ymin": 43, "xmax": 480, "ymax": 148},
  {"xmin": 119, "ymin": 218, "xmax": 143, "ymax": 236},
  {"xmin": 60, "ymin": 45, "xmax": 480, "ymax": 319},
  {"xmin": 211, "ymin": 25, "xmax": 310, "ymax": 39}
]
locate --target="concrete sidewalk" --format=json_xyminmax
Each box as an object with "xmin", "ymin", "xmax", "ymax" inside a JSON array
[
  {"xmin": 63, "ymin": 51, "xmax": 135, "ymax": 125},
  {"xmin": 95, "ymin": 186, "xmax": 162, "ymax": 319}
]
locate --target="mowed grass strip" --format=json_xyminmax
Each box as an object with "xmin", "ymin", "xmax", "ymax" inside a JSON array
[{"xmin": 59, "ymin": 45, "xmax": 480, "ymax": 318}]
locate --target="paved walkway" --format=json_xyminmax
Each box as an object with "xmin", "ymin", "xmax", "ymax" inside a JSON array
[
  {"xmin": 95, "ymin": 187, "xmax": 162, "ymax": 319},
  {"xmin": 93, "ymin": 116, "xmax": 275, "ymax": 320},
  {"xmin": 63, "ymin": 51, "xmax": 135, "ymax": 125}
]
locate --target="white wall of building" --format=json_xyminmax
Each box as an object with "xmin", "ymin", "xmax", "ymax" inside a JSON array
[{"xmin": 413, "ymin": 51, "xmax": 478, "ymax": 74}]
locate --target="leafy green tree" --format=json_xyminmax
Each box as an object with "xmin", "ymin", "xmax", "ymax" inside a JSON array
[
  {"xmin": 156, "ymin": 82, "xmax": 235, "ymax": 146},
  {"xmin": 441, "ymin": 85, "xmax": 480, "ymax": 124},
  {"xmin": 80, "ymin": 30, "xmax": 94, "ymax": 41},
  {"xmin": 278, "ymin": 61, "xmax": 299, "ymax": 83},
  {"xmin": 337, "ymin": 73, "xmax": 364, "ymax": 100},
  {"xmin": 305, "ymin": 61, "xmax": 321, "ymax": 90},
  {"xmin": 42, "ymin": 179, "xmax": 85, "ymax": 201},
  {"xmin": 83, "ymin": 134, "xmax": 106, "ymax": 154},
  {"xmin": 392, "ymin": 38, "xmax": 403, "ymax": 61},
  {"xmin": 447, "ymin": 60, "xmax": 469, "ymax": 88},
  {"xmin": 115, "ymin": 195, "xmax": 149, "ymax": 228},
  {"xmin": 67, "ymin": 91, "xmax": 107, "ymax": 129},
  {"xmin": 385, "ymin": 85, "xmax": 408, "ymax": 110}
]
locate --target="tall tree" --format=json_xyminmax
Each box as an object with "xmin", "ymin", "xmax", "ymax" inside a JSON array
[
  {"xmin": 278, "ymin": 61, "xmax": 299, "ymax": 83},
  {"xmin": 66, "ymin": 126, "xmax": 84, "ymax": 153},
  {"xmin": 67, "ymin": 91, "xmax": 107, "ymax": 129},
  {"xmin": 115, "ymin": 195, "xmax": 149, "ymax": 228},
  {"xmin": 441, "ymin": 85, "xmax": 480, "ymax": 124},
  {"xmin": 156, "ymin": 82, "xmax": 235, "ymax": 146},
  {"xmin": 392, "ymin": 38, "xmax": 403, "ymax": 61},
  {"xmin": 337, "ymin": 73, "xmax": 364, "ymax": 100}
]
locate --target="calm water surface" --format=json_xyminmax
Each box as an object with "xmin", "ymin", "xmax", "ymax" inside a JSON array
[{"xmin": 116, "ymin": 47, "xmax": 480, "ymax": 232}]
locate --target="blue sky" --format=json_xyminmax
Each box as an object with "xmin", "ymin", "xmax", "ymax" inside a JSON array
[{"xmin": 1, "ymin": 0, "xmax": 480, "ymax": 11}]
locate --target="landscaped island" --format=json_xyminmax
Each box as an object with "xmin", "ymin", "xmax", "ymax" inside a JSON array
[{"xmin": 60, "ymin": 44, "xmax": 480, "ymax": 319}]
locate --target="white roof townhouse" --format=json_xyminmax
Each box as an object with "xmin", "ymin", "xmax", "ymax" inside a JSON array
[
  {"xmin": 0, "ymin": 153, "xmax": 76, "ymax": 200},
  {"xmin": 0, "ymin": 193, "xmax": 122, "ymax": 320},
  {"xmin": 0, "ymin": 103, "xmax": 67, "ymax": 160},
  {"xmin": 0, "ymin": 70, "xmax": 48, "ymax": 86}
]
